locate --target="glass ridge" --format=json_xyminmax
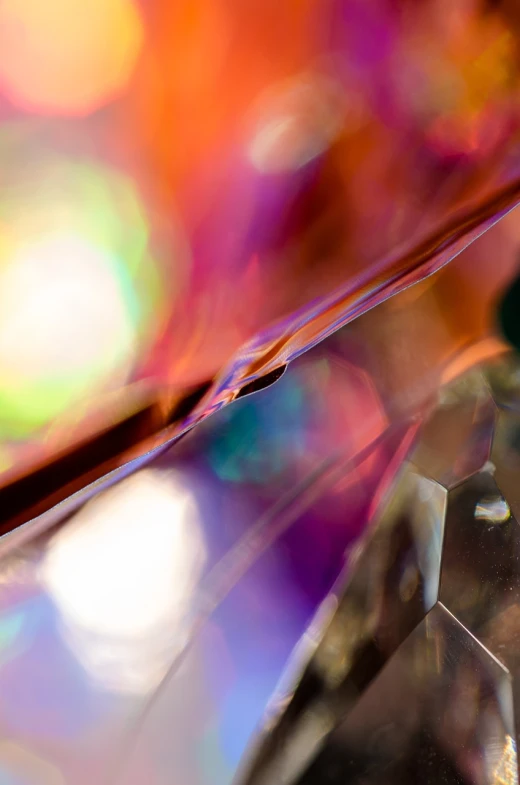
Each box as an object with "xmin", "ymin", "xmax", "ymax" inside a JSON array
[{"xmin": 237, "ymin": 356, "xmax": 520, "ymax": 785}]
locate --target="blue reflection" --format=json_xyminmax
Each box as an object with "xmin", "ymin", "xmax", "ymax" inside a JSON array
[
  {"xmin": 0, "ymin": 596, "xmax": 108, "ymax": 740},
  {"xmin": 219, "ymin": 670, "xmax": 282, "ymax": 765},
  {"xmin": 207, "ymin": 371, "xmax": 307, "ymax": 484}
]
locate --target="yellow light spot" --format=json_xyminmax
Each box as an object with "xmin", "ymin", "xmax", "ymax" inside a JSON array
[
  {"xmin": 0, "ymin": 147, "xmax": 171, "ymax": 438},
  {"xmin": 0, "ymin": 0, "xmax": 143, "ymax": 115},
  {"xmin": 493, "ymin": 734, "xmax": 518, "ymax": 785},
  {"xmin": 0, "ymin": 233, "xmax": 138, "ymax": 433}
]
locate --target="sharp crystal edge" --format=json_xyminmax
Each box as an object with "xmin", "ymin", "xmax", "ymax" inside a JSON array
[{"xmin": 237, "ymin": 354, "xmax": 520, "ymax": 785}]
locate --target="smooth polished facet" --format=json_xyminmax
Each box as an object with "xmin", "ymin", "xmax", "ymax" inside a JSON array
[
  {"xmin": 238, "ymin": 465, "xmax": 447, "ymax": 783},
  {"xmin": 237, "ymin": 355, "xmax": 520, "ymax": 785},
  {"xmin": 299, "ymin": 604, "xmax": 516, "ymax": 785},
  {"xmin": 410, "ymin": 371, "xmax": 495, "ymax": 489},
  {"xmin": 440, "ymin": 472, "xmax": 520, "ymax": 641},
  {"xmin": 7, "ymin": 0, "xmax": 520, "ymax": 525},
  {"xmin": 440, "ymin": 471, "xmax": 520, "ymax": 768}
]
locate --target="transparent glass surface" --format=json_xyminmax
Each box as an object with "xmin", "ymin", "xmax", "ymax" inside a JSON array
[
  {"xmin": 4, "ymin": 0, "xmax": 520, "ymax": 496},
  {"xmin": 239, "ymin": 336, "xmax": 520, "ymax": 785},
  {"xmin": 0, "ymin": 212, "xmax": 518, "ymax": 783},
  {"xmin": 5, "ymin": 2, "xmax": 520, "ymax": 783}
]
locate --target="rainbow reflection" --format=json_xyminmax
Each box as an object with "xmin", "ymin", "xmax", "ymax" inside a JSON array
[
  {"xmin": 0, "ymin": 0, "xmax": 143, "ymax": 115},
  {"xmin": 0, "ymin": 143, "xmax": 166, "ymax": 438}
]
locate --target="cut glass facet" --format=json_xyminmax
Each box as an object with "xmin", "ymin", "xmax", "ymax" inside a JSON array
[
  {"xmin": 299, "ymin": 603, "xmax": 517, "ymax": 785},
  {"xmin": 237, "ymin": 354, "xmax": 520, "ymax": 785}
]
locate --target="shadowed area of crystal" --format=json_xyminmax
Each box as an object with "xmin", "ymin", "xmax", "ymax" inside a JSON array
[
  {"xmin": 299, "ymin": 605, "xmax": 516, "ymax": 785},
  {"xmin": 236, "ymin": 358, "xmax": 520, "ymax": 785},
  {"xmin": 440, "ymin": 472, "xmax": 520, "ymax": 642},
  {"xmin": 486, "ymin": 354, "xmax": 520, "ymax": 524},
  {"xmin": 236, "ymin": 465, "xmax": 447, "ymax": 784},
  {"xmin": 440, "ymin": 470, "xmax": 520, "ymax": 772}
]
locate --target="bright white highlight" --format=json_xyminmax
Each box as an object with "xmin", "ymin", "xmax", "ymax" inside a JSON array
[
  {"xmin": 0, "ymin": 232, "xmax": 136, "ymax": 382},
  {"xmin": 42, "ymin": 469, "xmax": 206, "ymax": 694}
]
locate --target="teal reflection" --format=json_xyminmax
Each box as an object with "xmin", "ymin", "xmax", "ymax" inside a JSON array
[
  {"xmin": 207, "ymin": 372, "xmax": 307, "ymax": 484},
  {"xmin": 0, "ymin": 612, "xmax": 25, "ymax": 664}
]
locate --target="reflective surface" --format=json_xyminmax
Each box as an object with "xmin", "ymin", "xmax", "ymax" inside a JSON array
[
  {"xmin": 0, "ymin": 300, "xmax": 413, "ymax": 784},
  {"xmin": 5, "ymin": 0, "xmax": 520, "ymax": 496},
  {"xmin": 239, "ymin": 357, "xmax": 520, "ymax": 785},
  {"xmin": 0, "ymin": 211, "xmax": 519, "ymax": 783},
  {"xmin": 0, "ymin": 257, "xmax": 513, "ymax": 785},
  {"xmin": 6, "ymin": 3, "xmax": 520, "ymax": 776},
  {"xmin": 297, "ymin": 604, "xmax": 517, "ymax": 785}
]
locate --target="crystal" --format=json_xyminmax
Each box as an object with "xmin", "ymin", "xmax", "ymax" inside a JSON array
[
  {"xmin": 237, "ymin": 354, "xmax": 520, "ymax": 785},
  {"xmin": 410, "ymin": 371, "xmax": 495, "ymax": 489},
  {"xmin": 6, "ymin": 0, "xmax": 520, "ymax": 513},
  {"xmin": 299, "ymin": 604, "xmax": 516, "ymax": 785}
]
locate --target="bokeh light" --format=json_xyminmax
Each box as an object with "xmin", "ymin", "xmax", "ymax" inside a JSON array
[
  {"xmin": 42, "ymin": 469, "xmax": 205, "ymax": 694},
  {"xmin": 248, "ymin": 73, "xmax": 346, "ymax": 174},
  {"xmin": 0, "ymin": 142, "xmax": 168, "ymax": 439},
  {"xmin": 0, "ymin": 0, "xmax": 143, "ymax": 115},
  {"xmin": 1, "ymin": 0, "xmax": 520, "ymax": 781},
  {"xmin": 0, "ymin": 233, "xmax": 137, "ymax": 428},
  {"xmin": 392, "ymin": 3, "xmax": 516, "ymax": 157}
]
